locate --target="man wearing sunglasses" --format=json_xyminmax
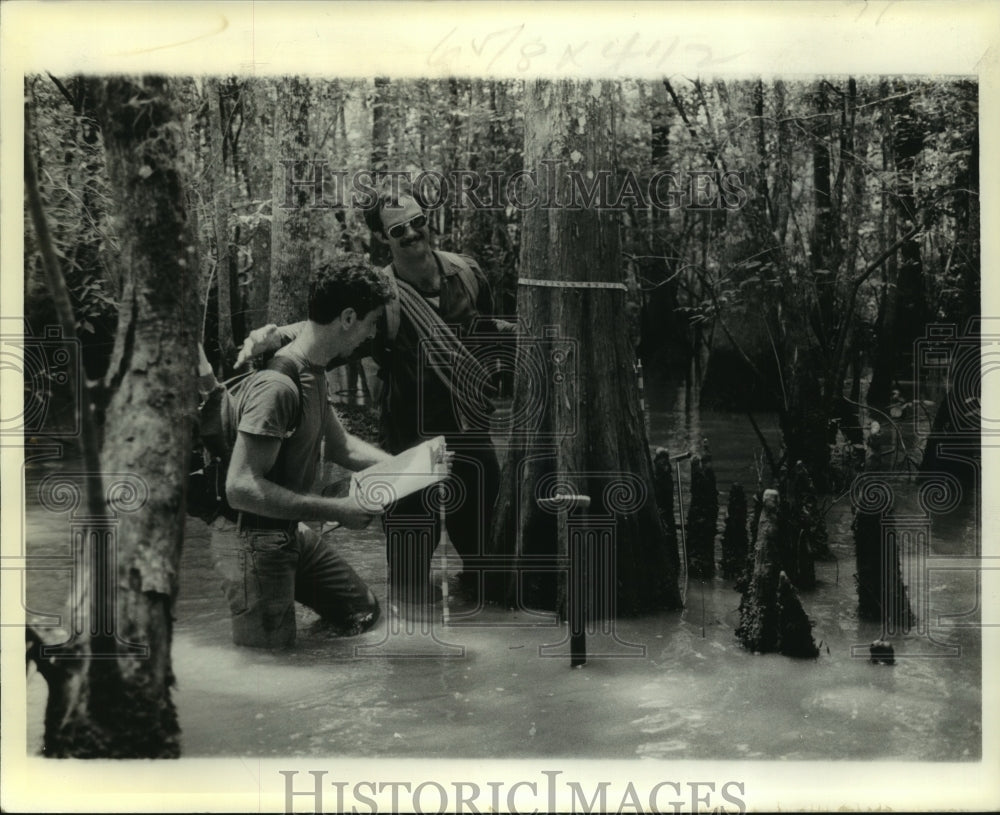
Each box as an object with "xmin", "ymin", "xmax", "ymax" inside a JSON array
[{"xmin": 238, "ymin": 182, "xmax": 515, "ymax": 615}]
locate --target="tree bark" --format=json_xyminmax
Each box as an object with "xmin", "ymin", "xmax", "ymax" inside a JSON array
[
  {"xmin": 241, "ymin": 78, "xmax": 273, "ymax": 332},
  {"xmin": 268, "ymin": 77, "xmax": 313, "ymax": 325},
  {"xmin": 368, "ymin": 76, "xmax": 393, "ymax": 268},
  {"xmin": 736, "ymin": 489, "xmax": 818, "ymax": 658},
  {"xmin": 33, "ymin": 76, "xmax": 198, "ymax": 757},
  {"xmin": 685, "ymin": 454, "xmax": 718, "ymax": 579},
  {"xmin": 870, "ymin": 83, "xmax": 924, "ymax": 407},
  {"xmin": 207, "ymin": 79, "xmax": 237, "ymax": 372},
  {"xmin": 490, "ymin": 79, "xmax": 682, "ymax": 615},
  {"xmin": 720, "ymin": 483, "xmax": 748, "ymax": 580}
]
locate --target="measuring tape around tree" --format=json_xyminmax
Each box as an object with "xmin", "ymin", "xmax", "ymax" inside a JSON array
[{"xmin": 518, "ymin": 278, "xmax": 628, "ymax": 291}]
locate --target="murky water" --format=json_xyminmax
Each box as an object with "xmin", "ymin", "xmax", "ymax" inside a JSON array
[{"xmin": 22, "ymin": 380, "xmax": 981, "ymax": 760}]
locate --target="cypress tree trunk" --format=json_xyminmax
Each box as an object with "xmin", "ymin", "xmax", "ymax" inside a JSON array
[
  {"xmin": 737, "ymin": 489, "xmax": 818, "ymax": 658},
  {"xmin": 720, "ymin": 483, "xmax": 748, "ymax": 580},
  {"xmin": 489, "ymin": 79, "xmax": 682, "ymax": 615},
  {"xmin": 206, "ymin": 78, "xmax": 236, "ymax": 371},
  {"xmin": 242, "ymin": 78, "xmax": 273, "ymax": 332},
  {"xmin": 685, "ymin": 454, "xmax": 718, "ymax": 580},
  {"xmin": 652, "ymin": 448, "xmax": 679, "ymax": 569},
  {"xmin": 30, "ymin": 76, "xmax": 198, "ymax": 757},
  {"xmin": 269, "ymin": 77, "xmax": 312, "ymax": 325},
  {"xmin": 368, "ymin": 76, "xmax": 393, "ymax": 268},
  {"xmin": 853, "ymin": 482, "xmax": 913, "ymax": 629}
]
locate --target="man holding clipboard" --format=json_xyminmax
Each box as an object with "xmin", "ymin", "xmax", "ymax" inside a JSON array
[{"xmin": 239, "ymin": 181, "xmax": 514, "ymax": 615}]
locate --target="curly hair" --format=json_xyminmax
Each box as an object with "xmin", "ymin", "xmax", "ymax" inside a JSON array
[{"xmin": 308, "ymin": 254, "xmax": 394, "ymax": 324}]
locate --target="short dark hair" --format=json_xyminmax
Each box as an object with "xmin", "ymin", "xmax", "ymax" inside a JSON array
[
  {"xmin": 360, "ymin": 177, "xmax": 428, "ymax": 236},
  {"xmin": 308, "ymin": 254, "xmax": 393, "ymax": 324}
]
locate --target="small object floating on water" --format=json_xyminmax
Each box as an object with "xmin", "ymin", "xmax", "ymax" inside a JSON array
[{"xmin": 869, "ymin": 639, "xmax": 895, "ymax": 665}]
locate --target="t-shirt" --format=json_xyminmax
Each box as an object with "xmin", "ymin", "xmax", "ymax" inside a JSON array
[{"xmin": 229, "ymin": 349, "xmax": 328, "ymax": 495}]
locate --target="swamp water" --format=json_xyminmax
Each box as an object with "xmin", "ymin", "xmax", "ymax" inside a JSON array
[{"xmin": 22, "ymin": 382, "xmax": 981, "ymax": 762}]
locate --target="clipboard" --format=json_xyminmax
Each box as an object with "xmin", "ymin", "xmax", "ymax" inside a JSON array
[{"xmin": 349, "ymin": 435, "xmax": 448, "ymax": 512}]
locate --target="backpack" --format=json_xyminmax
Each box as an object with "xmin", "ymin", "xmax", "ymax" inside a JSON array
[{"xmin": 186, "ymin": 355, "xmax": 303, "ymax": 524}]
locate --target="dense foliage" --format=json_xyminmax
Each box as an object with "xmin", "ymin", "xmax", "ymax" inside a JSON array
[{"xmin": 25, "ymin": 75, "xmax": 979, "ymax": 486}]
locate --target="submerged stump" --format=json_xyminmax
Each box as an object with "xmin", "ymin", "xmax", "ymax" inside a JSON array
[
  {"xmin": 652, "ymin": 447, "xmax": 680, "ymax": 573},
  {"xmin": 737, "ymin": 489, "xmax": 819, "ymax": 658},
  {"xmin": 685, "ymin": 454, "xmax": 718, "ymax": 579},
  {"xmin": 853, "ymin": 503, "xmax": 914, "ymax": 631},
  {"xmin": 735, "ymin": 489, "xmax": 764, "ymax": 593},
  {"xmin": 720, "ymin": 483, "xmax": 748, "ymax": 580},
  {"xmin": 779, "ymin": 461, "xmax": 818, "ymax": 589}
]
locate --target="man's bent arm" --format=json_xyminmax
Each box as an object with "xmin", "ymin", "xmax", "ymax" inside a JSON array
[
  {"xmin": 323, "ymin": 407, "xmax": 390, "ymax": 471},
  {"xmin": 234, "ymin": 321, "xmax": 307, "ymax": 367},
  {"xmin": 226, "ymin": 431, "xmax": 377, "ymax": 526}
]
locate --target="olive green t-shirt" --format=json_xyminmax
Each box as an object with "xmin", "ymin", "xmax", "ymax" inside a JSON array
[{"xmin": 229, "ymin": 349, "xmax": 328, "ymax": 495}]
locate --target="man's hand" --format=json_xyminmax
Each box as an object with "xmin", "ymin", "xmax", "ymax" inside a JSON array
[
  {"xmin": 235, "ymin": 324, "xmax": 282, "ymax": 369},
  {"xmin": 333, "ymin": 494, "xmax": 381, "ymax": 530}
]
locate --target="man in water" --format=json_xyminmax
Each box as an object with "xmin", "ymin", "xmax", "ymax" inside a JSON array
[
  {"xmin": 213, "ymin": 257, "xmax": 394, "ymax": 647},
  {"xmin": 238, "ymin": 182, "xmax": 514, "ymax": 614}
]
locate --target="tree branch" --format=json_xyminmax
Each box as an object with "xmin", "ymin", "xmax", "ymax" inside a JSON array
[{"xmin": 46, "ymin": 72, "xmax": 79, "ymax": 113}]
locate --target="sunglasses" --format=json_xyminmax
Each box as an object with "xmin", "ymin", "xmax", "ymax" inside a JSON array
[{"xmin": 386, "ymin": 213, "xmax": 427, "ymax": 240}]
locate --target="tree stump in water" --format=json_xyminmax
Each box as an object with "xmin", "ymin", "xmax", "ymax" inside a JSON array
[
  {"xmin": 736, "ymin": 489, "xmax": 819, "ymax": 658},
  {"xmin": 735, "ymin": 488, "xmax": 764, "ymax": 593},
  {"xmin": 790, "ymin": 460, "xmax": 832, "ymax": 561},
  {"xmin": 720, "ymin": 483, "xmax": 748, "ymax": 579},
  {"xmin": 771, "ymin": 461, "xmax": 817, "ymax": 590},
  {"xmin": 685, "ymin": 455, "xmax": 718, "ymax": 579},
  {"xmin": 853, "ymin": 500, "xmax": 914, "ymax": 630},
  {"xmin": 652, "ymin": 447, "xmax": 679, "ymax": 572}
]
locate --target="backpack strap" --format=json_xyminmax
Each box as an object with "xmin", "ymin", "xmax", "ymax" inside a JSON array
[{"xmin": 263, "ymin": 355, "xmax": 304, "ymax": 437}]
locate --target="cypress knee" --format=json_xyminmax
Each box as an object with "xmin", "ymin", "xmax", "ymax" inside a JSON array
[{"xmin": 737, "ymin": 489, "xmax": 819, "ymax": 657}]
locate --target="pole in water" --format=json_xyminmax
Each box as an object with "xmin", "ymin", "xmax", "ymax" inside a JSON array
[
  {"xmin": 536, "ymin": 493, "xmax": 591, "ymax": 668},
  {"xmin": 671, "ymin": 451, "xmax": 692, "ymax": 601},
  {"xmin": 700, "ymin": 579, "xmax": 706, "ymax": 638}
]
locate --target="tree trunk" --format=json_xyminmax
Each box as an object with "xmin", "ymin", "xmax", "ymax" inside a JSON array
[
  {"xmin": 33, "ymin": 76, "xmax": 198, "ymax": 757},
  {"xmin": 870, "ymin": 83, "xmax": 924, "ymax": 407},
  {"xmin": 720, "ymin": 483, "xmax": 748, "ymax": 580},
  {"xmin": 207, "ymin": 79, "xmax": 237, "ymax": 372},
  {"xmin": 242, "ymin": 78, "xmax": 273, "ymax": 333},
  {"xmin": 685, "ymin": 454, "xmax": 718, "ymax": 579},
  {"xmin": 368, "ymin": 76, "xmax": 393, "ymax": 267},
  {"xmin": 489, "ymin": 79, "xmax": 682, "ymax": 616},
  {"xmin": 268, "ymin": 77, "xmax": 313, "ymax": 325},
  {"xmin": 736, "ymin": 489, "xmax": 818, "ymax": 658},
  {"xmin": 853, "ymin": 492, "xmax": 913, "ymax": 630}
]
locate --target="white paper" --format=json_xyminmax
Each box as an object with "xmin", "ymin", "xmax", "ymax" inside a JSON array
[{"xmin": 350, "ymin": 435, "xmax": 447, "ymax": 510}]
